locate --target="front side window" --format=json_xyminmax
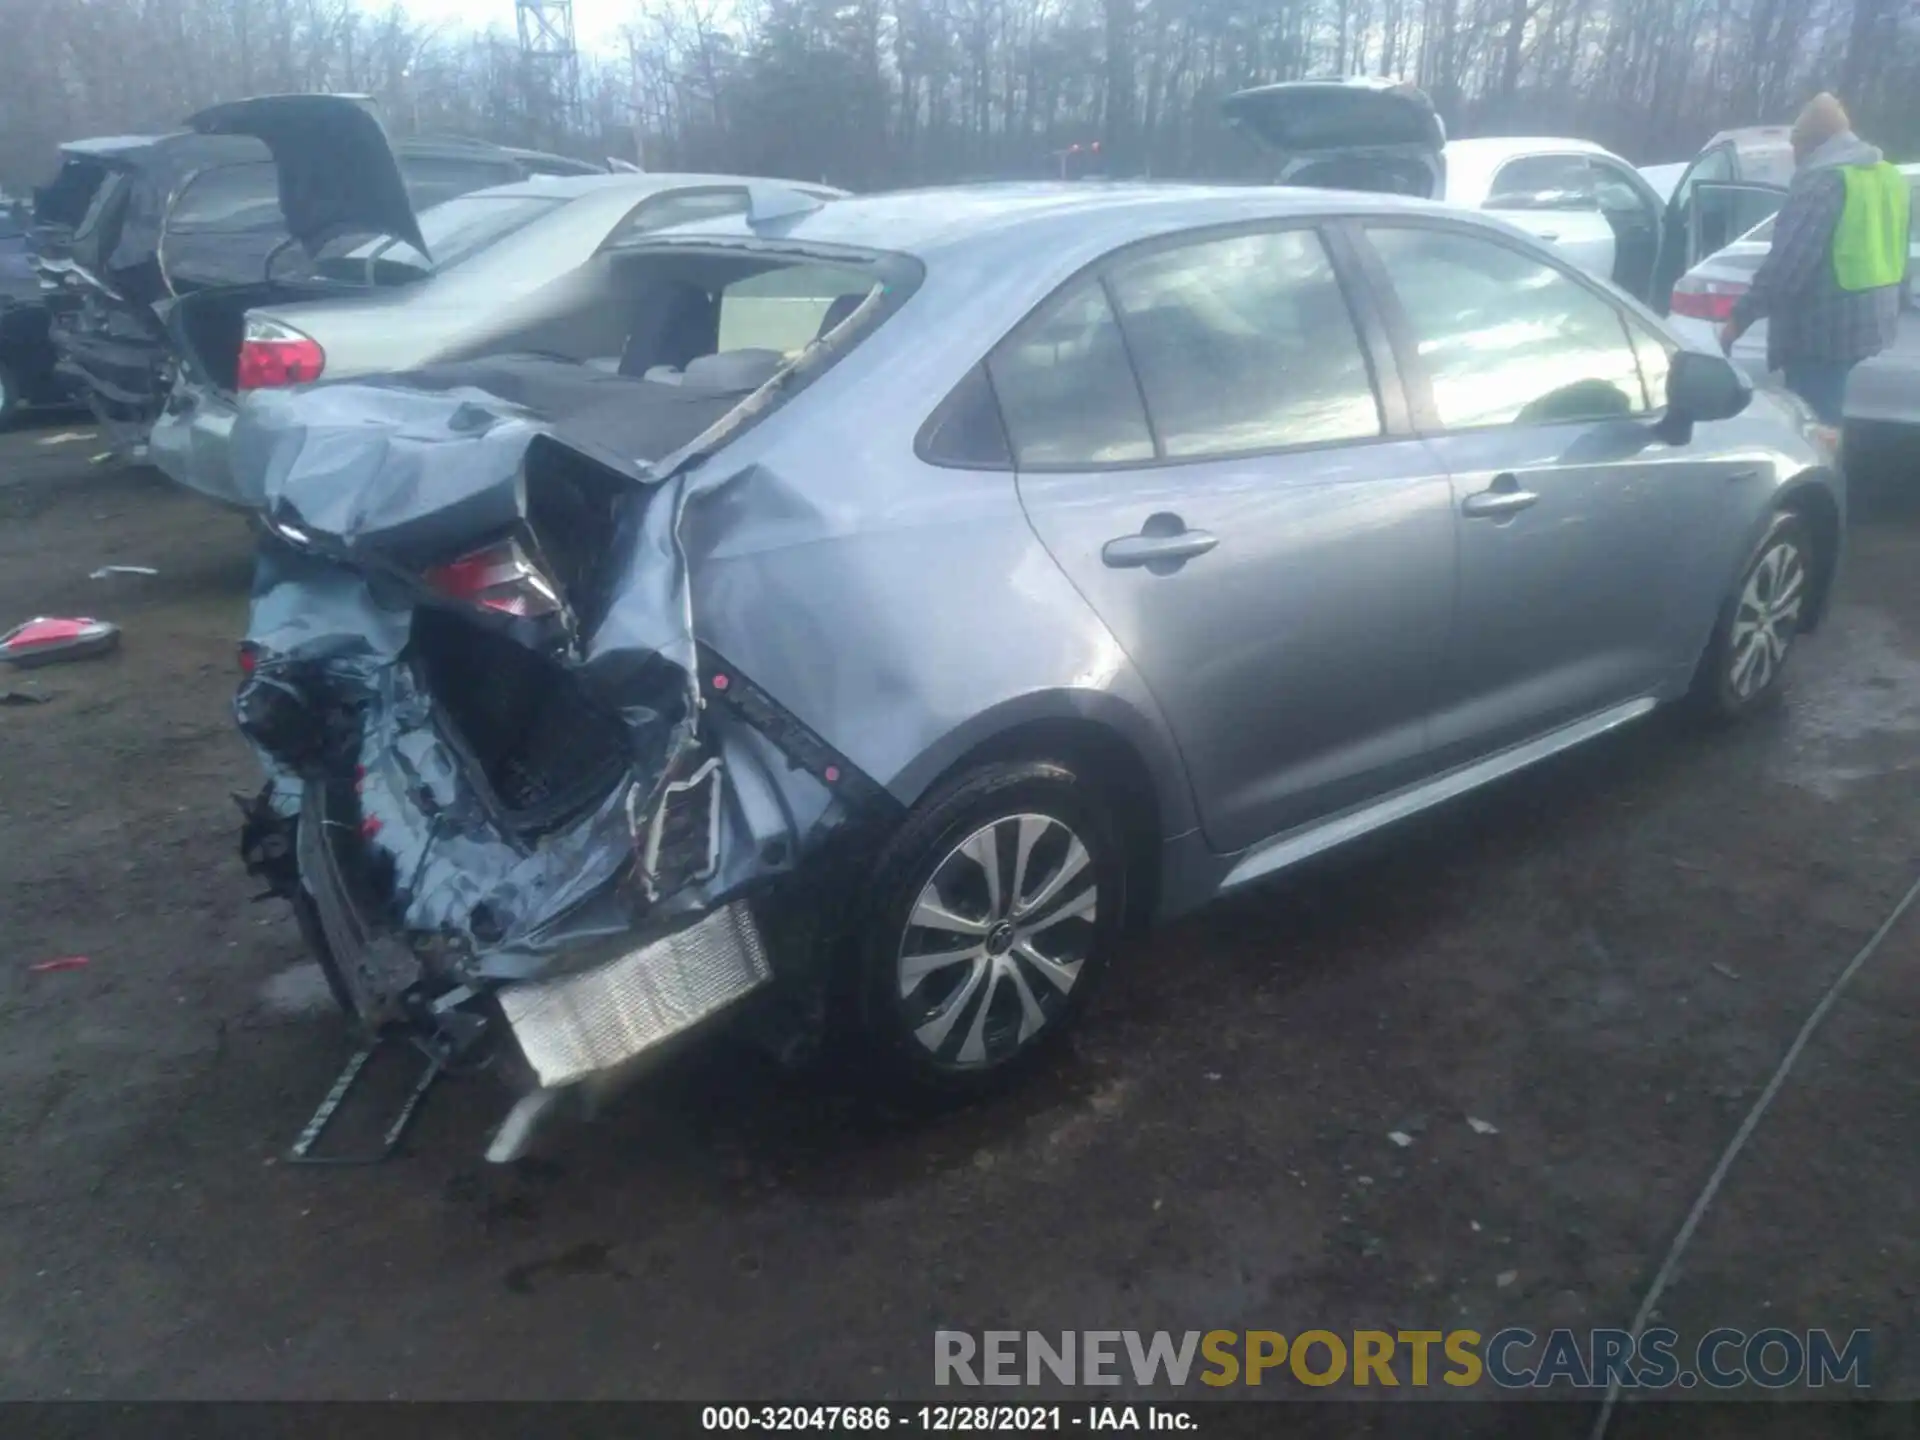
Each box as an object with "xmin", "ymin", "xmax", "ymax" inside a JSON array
[
  {"xmin": 1486, "ymin": 154, "xmax": 1598, "ymax": 211},
  {"xmin": 1366, "ymin": 225, "xmax": 1650, "ymax": 429},
  {"xmin": 1104, "ymin": 227, "xmax": 1381, "ymax": 457},
  {"xmin": 986, "ymin": 277, "xmax": 1155, "ymax": 466}
]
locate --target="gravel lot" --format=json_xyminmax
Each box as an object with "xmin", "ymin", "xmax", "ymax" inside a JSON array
[{"xmin": 2, "ymin": 419, "xmax": 1917, "ymax": 1426}]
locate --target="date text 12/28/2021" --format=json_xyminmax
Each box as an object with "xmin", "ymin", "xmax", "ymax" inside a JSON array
[{"xmin": 702, "ymin": 1407, "xmax": 1195, "ymax": 1431}]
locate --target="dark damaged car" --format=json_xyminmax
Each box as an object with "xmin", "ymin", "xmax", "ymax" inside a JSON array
[
  {"xmin": 38, "ymin": 97, "xmax": 600, "ymax": 459},
  {"xmin": 230, "ymin": 183, "xmax": 1843, "ymax": 1162}
]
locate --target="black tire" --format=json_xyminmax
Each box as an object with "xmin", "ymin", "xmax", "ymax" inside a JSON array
[
  {"xmin": 1690, "ymin": 511, "xmax": 1813, "ymax": 721},
  {"xmin": 850, "ymin": 759, "xmax": 1126, "ymax": 1098}
]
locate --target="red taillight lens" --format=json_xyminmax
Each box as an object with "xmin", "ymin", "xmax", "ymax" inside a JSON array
[
  {"xmin": 424, "ymin": 538, "xmax": 563, "ymax": 619},
  {"xmin": 236, "ymin": 317, "xmax": 325, "ymax": 391},
  {"xmin": 1669, "ymin": 278, "xmax": 1748, "ymax": 322}
]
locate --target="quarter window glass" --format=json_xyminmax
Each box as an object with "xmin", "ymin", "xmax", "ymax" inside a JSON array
[
  {"xmin": 922, "ymin": 364, "xmax": 1013, "ymax": 468},
  {"xmin": 987, "ymin": 278, "xmax": 1155, "ymax": 466},
  {"xmin": 1486, "ymin": 155, "xmax": 1597, "ymax": 211},
  {"xmin": 1367, "ymin": 226, "xmax": 1649, "ymax": 429},
  {"xmin": 1105, "ymin": 228, "xmax": 1380, "ymax": 457}
]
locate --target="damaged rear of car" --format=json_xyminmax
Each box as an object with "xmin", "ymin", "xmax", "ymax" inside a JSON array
[{"xmin": 234, "ymin": 224, "xmax": 921, "ymax": 1160}]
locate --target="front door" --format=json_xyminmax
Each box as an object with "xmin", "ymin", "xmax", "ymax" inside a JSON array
[
  {"xmin": 1000, "ymin": 223, "xmax": 1458, "ymax": 854},
  {"xmin": 1353, "ymin": 221, "xmax": 1744, "ymax": 762}
]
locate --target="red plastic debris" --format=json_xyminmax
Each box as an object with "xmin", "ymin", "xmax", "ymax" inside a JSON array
[
  {"xmin": 2, "ymin": 616, "xmax": 121, "ymax": 668},
  {"xmin": 29, "ymin": 956, "xmax": 90, "ymax": 973}
]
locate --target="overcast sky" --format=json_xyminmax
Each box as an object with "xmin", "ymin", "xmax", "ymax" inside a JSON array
[{"xmin": 396, "ymin": 0, "xmax": 636, "ymax": 57}]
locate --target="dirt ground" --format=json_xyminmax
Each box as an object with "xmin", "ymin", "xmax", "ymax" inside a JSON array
[{"xmin": 2, "ymin": 417, "xmax": 1919, "ymax": 1422}]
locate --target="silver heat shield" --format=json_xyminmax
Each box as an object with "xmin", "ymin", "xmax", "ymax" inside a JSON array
[{"xmin": 497, "ymin": 901, "xmax": 772, "ymax": 1088}]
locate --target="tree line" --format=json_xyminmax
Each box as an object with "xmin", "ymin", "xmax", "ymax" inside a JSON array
[{"xmin": 1, "ymin": 0, "xmax": 1914, "ymax": 197}]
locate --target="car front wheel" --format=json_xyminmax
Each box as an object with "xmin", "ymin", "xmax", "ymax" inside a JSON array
[
  {"xmin": 1694, "ymin": 511, "xmax": 1812, "ymax": 719},
  {"xmin": 853, "ymin": 760, "xmax": 1125, "ymax": 1096}
]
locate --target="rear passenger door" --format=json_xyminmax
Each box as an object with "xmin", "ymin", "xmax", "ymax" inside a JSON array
[{"xmin": 1003, "ymin": 223, "xmax": 1459, "ymax": 854}]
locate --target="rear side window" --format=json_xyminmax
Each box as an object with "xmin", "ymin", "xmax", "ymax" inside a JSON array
[
  {"xmin": 1486, "ymin": 155, "xmax": 1598, "ymax": 211},
  {"xmin": 1366, "ymin": 225, "xmax": 1650, "ymax": 427},
  {"xmin": 1105, "ymin": 227, "xmax": 1381, "ymax": 457},
  {"xmin": 986, "ymin": 278, "xmax": 1155, "ymax": 466}
]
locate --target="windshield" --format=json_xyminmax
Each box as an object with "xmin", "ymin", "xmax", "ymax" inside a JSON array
[{"xmin": 315, "ymin": 193, "xmax": 564, "ymax": 282}]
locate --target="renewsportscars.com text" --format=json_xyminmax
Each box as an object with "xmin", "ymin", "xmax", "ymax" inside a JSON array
[{"xmin": 934, "ymin": 1328, "xmax": 1871, "ymax": 1391}]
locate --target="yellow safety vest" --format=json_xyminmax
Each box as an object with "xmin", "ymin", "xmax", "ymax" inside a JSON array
[{"xmin": 1834, "ymin": 162, "xmax": 1911, "ymax": 292}]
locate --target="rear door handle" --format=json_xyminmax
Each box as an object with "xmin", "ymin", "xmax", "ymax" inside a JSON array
[
  {"xmin": 1102, "ymin": 529, "xmax": 1219, "ymax": 569},
  {"xmin": 1461, "ymin": 478, "xmax": 1540, "ymax": 520}
]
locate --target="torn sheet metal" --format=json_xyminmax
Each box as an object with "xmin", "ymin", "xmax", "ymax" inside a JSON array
[{"xmin": 233, "ymin": 367, "xmax": 865, "ymax": 1069}]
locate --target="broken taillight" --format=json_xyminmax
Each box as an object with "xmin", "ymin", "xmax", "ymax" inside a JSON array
[
  {"xmin": 236, "ymin": 316, "xmax": 326, "ymax": 391},
  {"xmin": 1669, "ymin": 276, "xmax": 1749, "ymax": 323},
  {"xmin": 424, "ymin": 538, "xmax": 563, "ymax": 619}
]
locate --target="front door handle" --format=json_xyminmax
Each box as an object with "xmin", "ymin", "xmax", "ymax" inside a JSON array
[
  {"xmin": 1102, "ymin": 527, "xmax": 1220, "ymax": 569},
  {"xmin": 1461, "ymin": 476, "xmax": 1540, "ymax": 520}
]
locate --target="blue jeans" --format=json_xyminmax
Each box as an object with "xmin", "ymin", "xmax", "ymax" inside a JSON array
[{"xmin": 1781, "ymin": 359, "xmax": 1857, "ymax": 426}]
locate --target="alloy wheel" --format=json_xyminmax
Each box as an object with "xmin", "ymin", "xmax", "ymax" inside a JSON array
[
  {"xmin": 1728, "ymin": 538, "xmax": 1806, "ymax": 701},
  {"xmin": 895, "ymin": 813, "xmax": 1099, "ymax": 1068}
]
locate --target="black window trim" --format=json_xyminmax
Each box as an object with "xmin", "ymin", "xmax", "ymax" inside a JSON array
[
  {"xmin": 914, "ymin": 213, "xmax": 1416, "ymax": 475},
  {"xmin": 918, "ymin": 361, "xmax": 1017, "ymax": 472},
  {"xmin": 1348, "ymin": 214, "xmax": 1675, "ymax": 437}
]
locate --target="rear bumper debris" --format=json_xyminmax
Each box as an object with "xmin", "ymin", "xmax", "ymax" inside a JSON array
[
  {"xmin": 229, "ymin": 377, "xmax": 898, "ymax": 1159},
  {"xmin": 498, "ymin": 900, "xmax": 773, "ymax": 1089}
]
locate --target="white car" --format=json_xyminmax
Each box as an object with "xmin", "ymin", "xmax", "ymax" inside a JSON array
[
  {"xmin": 1666, "ymin": 161, "xmax": 1919, "ymax": 432},
  {"xmin": 1224, "ymin": 78, "xmax": 1669, "ymax": 305}
]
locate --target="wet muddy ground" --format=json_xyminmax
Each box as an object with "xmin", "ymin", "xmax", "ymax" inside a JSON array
[{"xmin": 2, "ymin": 420, "xmax": 1918, "ymax": 1423}]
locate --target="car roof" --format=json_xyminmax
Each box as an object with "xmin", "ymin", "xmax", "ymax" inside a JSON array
[
  {"xmin": 457, "ymin": 171, "xmax": 849, "ymax": 204},
  {"xmin": 1436, "ymin": 137, "xmax": 1626, "ymax": 207},
  {"xmin": 1445, "ymin": 136, "xmax": 1613, "ymax": 162},
  {"xmin": 633, "ymin": 180, "xmax": 1457, "ymax": 260}
]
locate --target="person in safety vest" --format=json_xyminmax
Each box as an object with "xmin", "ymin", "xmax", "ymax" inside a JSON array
[{"xmin": 1719, "ymin": 92, "xmax": 1911, "ymax": 425}]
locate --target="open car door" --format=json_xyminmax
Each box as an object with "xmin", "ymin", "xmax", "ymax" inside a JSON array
[
  {"xmin": 1651, "ymin": 178, "xmax": 1785, "ymax": 314},
  {"xmin": 1221, "ymin": 77, "xmax": 1446, "ymax": 199},
  {"xmin": 1687, "ymin": 183, "xmax": 1788, "ymax": 272}
]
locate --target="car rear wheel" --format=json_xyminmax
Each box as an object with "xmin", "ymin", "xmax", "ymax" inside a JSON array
[
  {"xmin": 1693, "ymin": 511, "xmax": 1812, "ymax": 719},
  {"xmin": 852, "ymin": 760, "xmax": 1124, "ymax": 1096}
]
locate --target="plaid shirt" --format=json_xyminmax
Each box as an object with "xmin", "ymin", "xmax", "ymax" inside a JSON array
[{"xmin": 1731, "ymin": 165, "xmax": 1904, "ymax": 370}]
